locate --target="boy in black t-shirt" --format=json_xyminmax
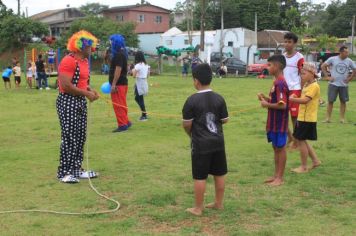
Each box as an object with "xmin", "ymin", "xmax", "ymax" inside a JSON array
[{"xmin": 182, "ymin": 63, "xmax": 229, "ymax": 216}]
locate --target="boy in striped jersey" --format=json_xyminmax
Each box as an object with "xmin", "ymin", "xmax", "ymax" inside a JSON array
[{"xmin": 258, "ymin": 55, "xmax": 289, "ymax": 187}]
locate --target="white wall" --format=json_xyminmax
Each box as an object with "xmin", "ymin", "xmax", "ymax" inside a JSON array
[{"xmin": 138, "ymin": 34, "xmax": 162, "ymax": 55}]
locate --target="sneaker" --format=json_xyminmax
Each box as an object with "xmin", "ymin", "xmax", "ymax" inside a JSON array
[
  {"xmin": 127, "ymin": 121, "xmax": 132, "ymax": 128},
  {"xmin": 139, "ymin": 116, "xmax": 148, "ymax": 121},
  {"xmin": 45, "ymin": 87, "xmax": 50, "ymax": 90},
  {"xmin": 79, "ymin": 170, "xmax": 99, "ymax": 179},
  {"xmin": 60, "ymin": 175, "xmax": 80, "ymax": 183},
  {"xmin": 112, "ymin": 125, "xmax": 128, "ymax": 133},
  {"xmin": 39, "ymin": 88, "xmax": 43, "ymax": 90}
]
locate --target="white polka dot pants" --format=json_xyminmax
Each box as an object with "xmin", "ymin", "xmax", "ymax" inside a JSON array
[{"xmin": 56, "ymin": 93, "xmax": 87, "ymax": 179}]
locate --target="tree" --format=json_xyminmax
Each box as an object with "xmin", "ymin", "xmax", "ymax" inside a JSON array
[
  {"xmin": 79, "ymin": 3, "xmax": 109, "ymax": 15},
  {"xmin": 282, "ymin": 7, "xmax": 301, "ymax": 30},
  {"xmin": 316, "ymin": 34, "xmax": 338, "ymax": 52},
  {"xmin": 0, "ymin": 6, "xmax": 48, "ymax": 51},
  {"xmin": 56, "ymin": 16, "xmax": 139, "ymax": 50},
  {"xmin": 323, "ymin": 0, "xmax": 356, "ymax": 37}
]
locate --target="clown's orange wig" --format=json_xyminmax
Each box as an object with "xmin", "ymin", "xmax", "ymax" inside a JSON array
[{"xmin": 67, "ymin": 30, "xmax": 98, "ymax": 53}]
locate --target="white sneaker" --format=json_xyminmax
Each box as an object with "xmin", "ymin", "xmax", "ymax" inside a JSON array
[
  {"xmin": 46, "ymin": 87, "xmax": 50, "ymax": 90},
  {"xmin": 40, "ymin": 88, "xmax": 43, "ymax": 90},
  {"xmin": 60, "ymin": 175, "xmax": 80, "ymax": 183},
  {"xmin": 79, "ymin": 170, "xmax": 99, "ymax": 179}
]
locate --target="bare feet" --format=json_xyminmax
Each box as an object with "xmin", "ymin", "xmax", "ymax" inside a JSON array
[
  {"xmin": 264, "ymin": 177, "xmax": 275, "ymax": 183},
  {"xmin": 291, "ymin": 166, "xmax": 309, "ymax": 173},
  {"xmin": 267, "ymin": 179, "xmax": 284, "ymax": 187},
  {"xmin": 323, "ymin": 119, "xmax": 331, "ymax": 123},
  {"xmin": 185, "ymin": 207, "xmax": 202, "ymax": 216},
  {"xmin": 311, "ymin": 161, "xmax": 321, "ymax": 170},
  {"xmin": 205, "ymin": 202, "xmax": 223, "ymax": 210},
  {"xmin": 340, "ymin": 119, "xmax": 346, "ymax": 124}
]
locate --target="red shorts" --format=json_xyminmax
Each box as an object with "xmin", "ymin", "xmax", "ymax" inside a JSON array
[{"xmin": 289, "ymin": 90, "xmax": 301, "ymax": 118}]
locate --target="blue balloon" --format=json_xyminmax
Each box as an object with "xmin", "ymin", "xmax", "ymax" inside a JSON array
[{"xmin": 101, "ymin": 82, "xmax": 111, "ymax": 94}]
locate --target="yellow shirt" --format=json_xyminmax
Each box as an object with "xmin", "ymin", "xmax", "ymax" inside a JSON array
[{"xmin": 298, "ymin": 82, "xmax": 320, "ymax": 122}]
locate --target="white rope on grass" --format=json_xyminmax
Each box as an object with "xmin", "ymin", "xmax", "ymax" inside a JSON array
[{"xmin": 0, "ymin": 102, "xmax": 121, "ymax": 215}]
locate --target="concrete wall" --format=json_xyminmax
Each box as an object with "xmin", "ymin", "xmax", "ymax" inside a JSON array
[{"xmin": 138, "ymin": 33, "xmax": 162, "ymax": 54}]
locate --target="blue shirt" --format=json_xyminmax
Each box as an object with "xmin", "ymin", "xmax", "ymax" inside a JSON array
[{"xmin": 2, "ymin": 68, "xmax": 12, "ymax": 78}]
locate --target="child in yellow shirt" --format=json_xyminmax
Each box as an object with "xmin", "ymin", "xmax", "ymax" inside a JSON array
[{"xmin": 289, "ymin": 62, "xmax": 322, "ymax": 173}]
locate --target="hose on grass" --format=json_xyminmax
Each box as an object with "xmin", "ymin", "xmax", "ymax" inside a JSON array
[{"xmin": 0, "ymin": 102, "xmax": 121, "ymax": 215}]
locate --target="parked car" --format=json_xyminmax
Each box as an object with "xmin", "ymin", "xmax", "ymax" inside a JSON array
[
  {"xmin": 248, "ymin": 60, "xmax": 269, "ymax": 75},
  {"xmin": 211, "ymin": 57, "xmax": 246, "ymax": 75}
]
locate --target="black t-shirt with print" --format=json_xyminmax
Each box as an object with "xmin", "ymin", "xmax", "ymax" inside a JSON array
[
  {"xmin": 182, "ymin": 90, "xmax": 229, "ymax": 154},
  {"xmin": 109, "ymin": 51, "xmax": 128, "ymax": 86}
]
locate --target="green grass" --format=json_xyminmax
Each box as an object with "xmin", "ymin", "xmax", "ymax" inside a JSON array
[{"xmin": 0, "ymin": 75, "xmax": 355, "ymax": 236}]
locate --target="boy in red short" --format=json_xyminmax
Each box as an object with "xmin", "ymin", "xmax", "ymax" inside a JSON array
[{"xmin": 283, "ymin": 32, "xmax": 304, "ymax": 148}]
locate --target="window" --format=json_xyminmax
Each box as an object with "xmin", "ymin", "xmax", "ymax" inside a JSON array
[
  {"xmin": 116, "ymin": 14, "xmax": 124, "ymax": 22},
  {"xmin": 155, "ymin": 15, "xmax": 162, "ymax": 23},
  {"xmin": 137, "ymin": 14, "xmax": 145, "ymax": 23},
  {"xmin": 166, "ymin": 40, "xmax": 172, "ymax": 46},
  {"xmin": 184, "ymin": 39, "xmax": 189, "ymax": 45},
  {"xmin": 228, "ymin": 41, "xmax": 233, "ymax": 47}
]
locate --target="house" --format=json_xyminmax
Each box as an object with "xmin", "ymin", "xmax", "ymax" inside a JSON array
[
  {"xmin": 30, "ymin": 8, "xmax": 86, "ymax": 37},
  {"xmin": 159, "ymin": 27, "xmax": 258, "ymax": 64},
  {"xmin": 101, "ymin": 3, "xmax": 171, "ymax": 34}
]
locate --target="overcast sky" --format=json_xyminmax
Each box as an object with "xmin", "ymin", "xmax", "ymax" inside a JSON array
[{"xmin": 3, "ymin": 0, "xmax": 337, "ymax": 16}]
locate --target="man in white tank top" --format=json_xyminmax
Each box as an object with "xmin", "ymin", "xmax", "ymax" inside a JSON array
[{"xmin": 283, "ymin": 32, "xmax": 304, "ymax": 147}]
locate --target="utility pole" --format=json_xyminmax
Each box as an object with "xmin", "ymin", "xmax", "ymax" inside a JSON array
[
  {"xmin": 351, "ymin": 15, "xmax": 355, "ymax": 55},
  {"xmin": 186, "ymin": 0, "xmax": 193, "ymax": 45},
  {"xmin": 255, "ymin": 12, "xmax": 258, "ymax": 45},
  {"xmin": 26, "ymin": 7, "xmax": 28, "ymax": 18},
  {"xmin": 220, "ymin": 0, "xmax": 224, "ymax": 64},
  {"xmin": 200, "ymin": 0, "xmax": 206, "ymax": 52},
  {"xmin": 17, "ymin": 0, "xmax": 20, "ymax": 15}
]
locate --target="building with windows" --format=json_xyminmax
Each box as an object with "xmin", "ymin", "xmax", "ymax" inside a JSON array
[
  {"xmin": 30, "ymin": 8, "xmax": 85, "ymax": 37},
  {"xmin": 101, "ymin": 3, "xmax": 171, "ymax": 34}
]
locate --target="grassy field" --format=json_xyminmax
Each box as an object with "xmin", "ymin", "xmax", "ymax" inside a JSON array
[{"xmin": 0, "ymin": 74, "xmax": 355, "ymax": 236}]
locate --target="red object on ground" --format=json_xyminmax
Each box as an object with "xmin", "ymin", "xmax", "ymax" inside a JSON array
[{"xmin": 248, "ymin": 62, "xmax": 269, "ymax": 74}]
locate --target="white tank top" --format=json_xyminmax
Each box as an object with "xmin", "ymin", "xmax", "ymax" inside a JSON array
[{"xmin": 283, "ymin": 52, "xmax": 304, "ymax": 90}]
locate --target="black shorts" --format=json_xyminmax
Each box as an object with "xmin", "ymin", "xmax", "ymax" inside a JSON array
[
  {"xmin": 328, "ymin": 84, "xmax": 349, "ymax": 103},
  {"xmin": 191, "ymin": 150, "xmax": 227, "ymax": 180},
  {"xmin": 14, "ymin": 76, "xmax": 21, "ymax": 83},
  {"xmin": 2, "ymin": 76, "xmax": 10, "ymax": 82},
  {"xmin": 293, "ymin": 121, "xmax": 317, "ymax": 141}
]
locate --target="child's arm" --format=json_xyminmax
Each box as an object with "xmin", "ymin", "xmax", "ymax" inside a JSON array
[
  {"xmin": 289, "ymin": 94, "xmax": 311, "ymax": 104},
  {"xmin": 261, "ymin": 100, "xmax": 286, "ymax": 110},
  {"xmin": 182, "ymin": 120, "xmax": 192, "ymax": 137},
  {"xmin": 257, "ymin": 93, "xmax": 270, "ymax": 102}
]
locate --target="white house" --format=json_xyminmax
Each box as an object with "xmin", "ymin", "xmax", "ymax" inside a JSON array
[{"xmin": 159, "ymin": 27, "xmax": 258, "ymax": 65}]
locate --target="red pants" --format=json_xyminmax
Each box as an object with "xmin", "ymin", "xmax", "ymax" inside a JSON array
[{"xmin": 111, "ymin": 85, "xmax": 129, "ymax": 127}]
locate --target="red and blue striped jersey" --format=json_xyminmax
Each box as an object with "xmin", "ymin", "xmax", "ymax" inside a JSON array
[{"xmin": 266, "ymin": 76, "xmax": 289, "ymax": 133}]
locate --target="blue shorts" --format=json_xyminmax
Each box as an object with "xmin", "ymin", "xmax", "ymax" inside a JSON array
[
  {"xmin": 48, "ymin": 58, "xmax": 55, "ymax": 64},
  {"xmin": 267, "ymin": 132, "xmax": 287, "ymax": 148}
]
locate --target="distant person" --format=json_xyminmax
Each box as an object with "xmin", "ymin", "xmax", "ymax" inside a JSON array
[
  {"xmin": 2, "ymin": 66, "xmax": 12, "ymax": 89},
  {"xmin": 289, "ymin": 62, "xmax": 321, "ymax": 173},
  {"xmin": 321, "ymin": 46, "xmax": 356, "ymax": 123},
  {"xmin": 47, "ymin": 48, "xmax": 56, "ymax": 73},
  {"xmin": 132, "ymin": 51, "xmax": 149, "ymax": 121},
  {"xmin": 191, "ymin": 53, "xmax": 201, "ymax": 71},
  {"xmin": 36, "ymin": 54, "xmax": 50, "ymax": 90},
  {"xmin": 13, "ymin": 62, "xmax": 21, "ymax": 88},
  {"xmin": 182, "ymin": 63, "xmax": 229, "ymax": 216},
  {"xmin": 181, "ymin": 54, "xmax": 190, "ymax": 78},
  {"xmin": 26, "ymin": 62, "xmax": 34, "ymax": 89},
  {"xmin": 257, "ymin": 55, "xmax": 289, "ymax": 187},
  {"xmin": 283, "ymin": 32, "xmax": 304, "ymax": 149},
  {"xmin": 217, "ymin": 62, "xmax": 227, "ymax": 78}
]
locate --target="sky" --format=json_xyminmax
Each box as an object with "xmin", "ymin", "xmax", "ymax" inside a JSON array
[{"xmin": 3, "ymin": 0, "xmax": 336, "ymax": 16}]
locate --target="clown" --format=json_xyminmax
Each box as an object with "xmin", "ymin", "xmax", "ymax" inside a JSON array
[
  {"xmin": 108, "ymin": 34, "xmax": 131, "ymax": 132},
  {"xmin": 56, "ymin": 30, "xmax": 100, "ymax": 183}
]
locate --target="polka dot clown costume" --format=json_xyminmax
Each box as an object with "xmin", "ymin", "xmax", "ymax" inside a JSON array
[{"xmin": 56, "ymin": 31, "xmax": 99, "ymax": 183}]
